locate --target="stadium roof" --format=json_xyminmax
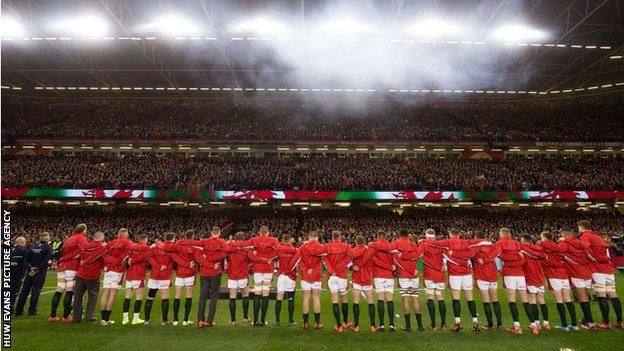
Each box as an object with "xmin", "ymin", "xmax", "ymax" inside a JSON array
[{"xmin": 1, "ymin": 0, "xmax": 623, "ymax": 98}]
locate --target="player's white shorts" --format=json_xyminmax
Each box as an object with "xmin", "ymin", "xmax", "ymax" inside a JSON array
[
  {"xmin": 103, "ymin": 271, "xmax": 123, "ymax": 289},
  {"xmin": 276, "ymin": 274, "xmax": 296, "ymax": 293},
  {"xmin": 328, "ymin": 276, "xmax": 348, "ymax": 295},
  {"xmin": 548, "ymin": 278, "xmax": 571, "ymax": 291},
  {"xmin": 147, "ymin": 279, "xmax": 171, "ymax": 290},
  {"xmin": 398, "ymin": 278, "xmax": 419, "ymax": 297},
  {"xmin": 424, "ymin": 280, "xmax": 445, "ymax": 294},
  {"xmin": 125, "ymin": 279, "xmax": 144, "ymax": 289},
  {"xmin": 352, "ymin": 282, "xmax": 373, "ymax": 292},
  {"xmin": 374, "ymin": 278, "xmax": 395, "ymax": 293},
  {"xmin": 592, "ymin": 273, "xmax": 615, "ymax": 286},
  {"xmin": 301, "ymin": 280, "xmax": 322, "ymax": 291},
  {"xmin": 476, "ymin": 279, "xmax": 498, "ymax": 291},
  {"xmin": 253, "ymin": 273, "xmax": 273, "ymax": 286},
  {"xmin": 503, "ymin": 276, "xmax": 526, "ymax": 291},
  {"xmin": 570, "ymin": 277, "xmax": 592, "ymax": 289},
  {"xmin": 175, "ymin": 276, "xmax": 196, "ymax": 287},
  {"xmin": 57, "ymin": 270, "xmax": 76, "ymax": 281},
  {"xmin": 527, "ymin": 285, "xmax": 545, "ymax": 294},
  {"xmin": 227, "ymin": 278, "xmax": 248, "ymax": 289},
  {"xmin": 449, "ymin": 275, "xmax": 473, "ymax": 291}
]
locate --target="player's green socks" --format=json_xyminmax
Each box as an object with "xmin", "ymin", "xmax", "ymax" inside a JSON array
[
  {"xmin": 387, "ymin": 301, "xmax": 395, "ymax": 326},
  {"xmin": 173, "ymin": 298, "xmax": 180, "ymax": 322},
  {"xmin": 288, "ymin": 299, "xmax": 295, "ymax": 323},
  {"xmin": 565, "ymin": 302, "xmax": 577, "ymax": 326},
  {"xmin": 123, "ymin": 298, "xmax": 131, "ymax": 314},
  {"xmin": 523, "ymin": 302, "xmax": 534, "ymax": 325},
  {"xmin": 540, "ymin": 303, "xmax": 549, "ymax": 324},
  {"xmin": 162, "ymin": 298, "xmax": 170, "ymax": 322},
  {"xmin": 134, "ymin": 300, "xmax": 142, "ymax": 320},
  {"xmin": 50, "ymin": 291, "xmax": 62, "ymax": 318},
  {"xmin": 332, "ymin": 303, "xmax": 341, "ymax": 326},
  {"xmin": 242, "ymin": 296, "xmax": 249, "ymax": 319},
  {"xmin": 556, "ymin": 303, "xmax": 567, "ymax": 326},
  {"xmin": 438, "ymin": 300, "xmax": 447, "ymax": 326},
  {"xmin": 598, "ymin": 297, "xmax": 610, "ymax": 323},
  {"xmin": 452, "ymin": 299, "xmax": 461, "ymax": 319},
  {"xmin": 62, "ymin": 291, "xmax": 74, "ymax": 318},
  {"xmin": 368, "ymin": 303, "xmax": 376, "ymax": 326},
  {"xmin": 341, "ymin": 302, "xmax": 348, "ymax": 324},
  {"xmin": 404, "ymin": 314, "xmax": 411, "ymax": 329},
  {"xmin": 580, "ymin": 301, "xmax": 594, "ymax": 323},
  {"xmin": 101, "ymin": 310, "xmax": 106, "ymax": 321},
  {"xmin": 611, "ymin": 297, "xmax": 623, "ymax": 323},
  {"xmin": 492, "ymin": 301, "xmax": 502, "ymax": 326},
  {"xmin": 303, "ymin": 313, "xmax": 309, "ymax": 324},
  {"xmin": 377, "ymin": 300, "xmax": 385, "ymax": 325},
  {"xmin": 531, "ymin": 304, "xmax": 539, "ymax": 323},
  {"xmin": 353, "ymin": 303, "xmax": 360, "ymax": 326},
  {"xmin": 509, "ymin": 302, "xmax": 519, "ymax": 325},
  {"xmin": 253, "ymin": 294, "xmax": 261, "ymax": 323},
  {"xmin": 314, "ymin": 312, "xmax": 321, "ymax": 323},
  {"xmin": 483, "ymin": 302, "xmax": 493, "ymax": 327},
  {"xmin": 467, "ymin": 300, "xmax": 477, "ymax": 320},
  {"xmin": 260, "ymin": 296, "xmax": 269, "ymax": 323},
  {"xmin": 144, "ymin": 299, "xmax": 153, "ymax": 321},
  {"xmin": 426, "ymin": 299, "xmax": 436, "ymax": 326},
  {"xmin": 415, "ymin": 313, "xmax": 423, "ymax": 329},
  {"xmin": 275, "ymin": 300, "xmax": 282, "ymax": 322},
  {"xmin": 184, "ymin": 298, "xmax": 192, "ymax": 322},
  {"xmin": 229, "ymin": 298, "xmax": 237, "ymax": 322}
]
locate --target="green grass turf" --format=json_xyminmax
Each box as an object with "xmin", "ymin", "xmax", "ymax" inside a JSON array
[{"xmin": 9, "ymin": 272, "xmax": 624, "ymax": 351}]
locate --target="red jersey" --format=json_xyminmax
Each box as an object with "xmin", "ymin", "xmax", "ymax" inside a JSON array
[
  {"xmin": 429, "ymin": 237, "xmax": 487, "ymax": 276},
  {"xmin": 471, "ymin": 245, "xmax": 498, "ymax": 282},
  {"xmin": 57, "ymin": 232, "xmax": 88, "ymax": 272},
  {"xmin": 560, "ymin": 237, "xmax": 592, "ymax": 280},
  {"xmin": 126, "ymin": 243, "xmax": 153, "ymax": 281},
  {"xmin": 103, "ymin": 237, "xmax": 142, "ymax": 273},
  {"xmin": 76, "ymin": 240, "xmax": 107, "ymax": 280},
  {"xmin": 418, "ymin": 238, "xmax": 446, "ymax": 282},
  {"xmin": 370, "ymin": 239, "xmax": 394, "ymax": 279},
  {"xmin": 243, "ymin": 235, "xmax": 280, "ymax": 274},
  {"xmin": 290, "ymin": 240, "xmax": 327, "ymax": 282},
  {"xmin": 579, "ymin": 230, "xmax": 613, "ymax": 274},
  {"xmin": 483, "ymin": 236, "xmax": 525, "ymax": 276},
  {"xmin": 323, "ymin": 240, "xmax": 352, "ymax": 279},
  {"xmin": 538, "ymin": 240, "xmax": 568, "ymax": 279},
  {"xmin": 194, "ymin": 237, "xmax": 229, "ymax": 276},
  {"xmin": 148, "ymin": 241, "xmax": 176, "ymax": 280},
  {"xmin": 391, "ymin": 238, "xmax": 424, "ymax": 279},
  {"xmin": 276, "ymin": 243, "xmax": 298, "ymax": 280},
  {"xmin": 172, "ymin": 239, "xmax": 199, "ymax": 278},
  {"xmin": 348, "ymin": 245, "xmax": 374, "ymax": 286},
  {"xmin": 226, "ymin": 240, "xmax": 251, "ymax": 280},
  {"xmin": 520, "ymin": 243, "xmax": 545, "ymax": 287}
]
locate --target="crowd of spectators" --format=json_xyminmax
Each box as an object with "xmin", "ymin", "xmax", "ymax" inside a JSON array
[
  {"xmin": 9, "ymin": 206, "xmax": 624, "ymax": 252},
  {"xmin": 3, "ymin": 153, "xmax": 623, "ymax": 191},
  {"xmin": 2, "ymin": 94, "xmax": 623, "ymax": 141}
]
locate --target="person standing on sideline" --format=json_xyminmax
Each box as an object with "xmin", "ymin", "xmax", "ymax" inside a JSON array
[
  {"xmin": 15, "ymin": 232, "xmax": 52, "ymax": 316},
  {"xmin": 10, "ymin": 237, "xmax": 28, "ymax": 313}
]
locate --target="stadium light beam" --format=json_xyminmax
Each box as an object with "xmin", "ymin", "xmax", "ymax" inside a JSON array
[
  {"xmin": 232, "ymin": 18, "xmax": 291, "ymax": 35},
  {"xmin": 142, "ymin": 14, "xmax": 202, "ymax": 36},
  {"xmin": 490, "ymin": 24, "xmax": 547, "ymax": 42},
  {"xmin": 1, "ymin": 17, "xmax": 27, "ymax": 38},
  {"xmin": 317, "ymin": 17, "xmax": 374, "ymax": 36},
  {"xmin": 50, "ymin": 14, "xmax": 109, "ymax": 37},
  {"xmin": 407, "ymin": 18, "xmax": 461, "ymax": 38}
]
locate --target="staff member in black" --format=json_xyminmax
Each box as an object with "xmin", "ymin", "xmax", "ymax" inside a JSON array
[
  {"xmin": 15, "ymin": 232, "xmax": 53, "ymax": 316},
  {"xmin": 10, "ymin": 236, "xmax": 28, "ymax": 313}
]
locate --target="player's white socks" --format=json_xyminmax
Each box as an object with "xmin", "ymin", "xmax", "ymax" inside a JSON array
[
  {"xmin": 454, "ymin": 317, "xmax": 461, "ymax": 324},
  {"xmin": 472, "ymin": 318, "xmax": 478, "ymax": 323},
  {"xmin": 134, "ymin": 313, "xmax": 140, "ymax": 320},
  {"xmin": 513, "ymin": 321, "xmax": 520, "ymax": 327},
  {"xmin": 543, "ymin": 321, "xmax": 549, "ymax": 326},
  {"xmin": 123, "ymin": 312, "xmax": 129, "ymax": 319}
]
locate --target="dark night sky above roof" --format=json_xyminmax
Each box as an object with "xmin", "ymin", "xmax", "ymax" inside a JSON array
[{"xmin": 1, "ymin": 0, "xmax": 623, "ymax": 97}]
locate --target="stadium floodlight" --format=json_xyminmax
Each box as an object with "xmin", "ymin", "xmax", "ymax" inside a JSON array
[
  {"xmin": 142, "ymin": 14, "xmax": 202, "ymax": 36},
  {"xmin": 317, "ymin": 17, "xmax": 374, "ymax": 36},
  {"xmin": 50, "ymin": 14, "xmax": 109, "ymax": 36},
  {"xmin": 1, "ymin": 16, "xmax": 27, "ymax": 38},
  {"xmin": 406, "ymin": 18, "xmax": 461, "ymax": 38},
  {"xmin": 232, "ymin": 18, "xmax": 291, "ymax": 35},
  {"xmin": 489, "ymin": 24, "xmax": 547, "ymax": 42}
]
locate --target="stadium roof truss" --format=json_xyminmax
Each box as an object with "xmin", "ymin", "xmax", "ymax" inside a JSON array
[{"xmin": 1, "ymin": 0, "xmax": 623, "ymax": 98}]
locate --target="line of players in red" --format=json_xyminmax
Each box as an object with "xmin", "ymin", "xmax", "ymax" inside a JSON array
[{"xmin": 47, "ymin": 220, "xmax": 623, "ymax": 335}]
